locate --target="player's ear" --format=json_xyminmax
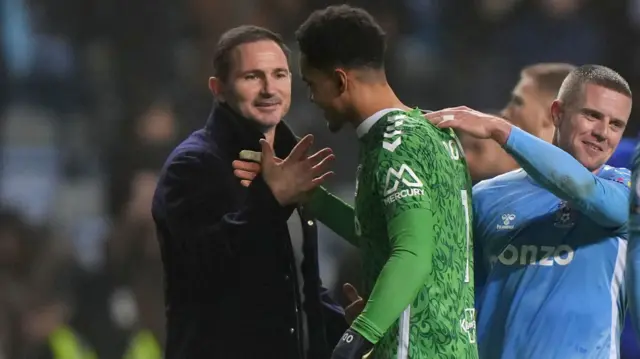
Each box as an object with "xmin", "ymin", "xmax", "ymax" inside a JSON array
[
  {"xmin": 550, "ymin": 100, "xmax": 563, "ymax": 128},
  {"xmin": 334, "ymin": 69, "xmax": 348, "ymax": 95},
  {"xmin": 209, "ymin": 77, "xmax": 226, "ymax": 102}
]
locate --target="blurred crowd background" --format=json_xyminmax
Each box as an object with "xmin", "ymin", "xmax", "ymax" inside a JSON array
[{"xmin": 2, "ymin": 0, "xmax": 640, "ymax": 358}]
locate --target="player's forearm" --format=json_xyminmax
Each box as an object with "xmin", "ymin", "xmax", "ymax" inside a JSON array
[
  {"xmin": 499, "ymin": 125, "xmax": 628, "ymax": 228},
  {"xmin": 308, "ymin": 187, "xmax": 360, "ymax": 247},
  {"xmin": 351, "ymin": 209, "xmax": 434, "ymax": 344}
]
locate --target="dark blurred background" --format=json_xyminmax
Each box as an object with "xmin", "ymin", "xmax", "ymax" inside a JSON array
[{"xmin": 1, "ymin": 0, "xmax": 639, "ymax": 358}]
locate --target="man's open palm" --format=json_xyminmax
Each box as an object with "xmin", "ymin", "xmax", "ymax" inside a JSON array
[{"xmin": 260, "ymin": 134, "xmax": 334, "ymax": 205}]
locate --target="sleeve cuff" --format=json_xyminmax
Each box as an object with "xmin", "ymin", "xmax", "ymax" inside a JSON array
[
  {"xmin": 503, "ymin": 125, "xmax": 524, "ymax": 151},
  {"xmin": 351, "ymin": 315, "xmax": 384, "ymax": 345}
]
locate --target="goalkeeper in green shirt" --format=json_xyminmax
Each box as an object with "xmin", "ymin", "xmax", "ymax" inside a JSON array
[{"xmin": 235, "ymin": 5, "xmax": 477, "ymax": 359}]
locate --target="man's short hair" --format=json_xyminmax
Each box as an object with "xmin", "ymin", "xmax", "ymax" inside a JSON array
[
  {"xmin": 213, "ymin": 25, "xmax": 290, "ymax": 82},
  {"xmin": 521, "ymin": 63, "xmax": 576, "ymax": 97},
  {"xmin": 295, "ymin": 5, "xmax": 386, "ymax": 71},
  {"xmin": 558, "ymin": 64, "xmax": 632, "ymax": 106}
]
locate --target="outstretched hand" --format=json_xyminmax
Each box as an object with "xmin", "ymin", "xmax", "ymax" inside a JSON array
[
  {"xmin": 239, "ymin": 135, "xmax": 335, "ymax": 205},
  {"xmin": 425, "ymin": 106, "xmax": 512, "ymax": 145}
]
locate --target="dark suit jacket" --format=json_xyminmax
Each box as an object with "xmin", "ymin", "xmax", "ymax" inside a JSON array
[{"xmin": 152, "ymin": 104, "xmax": 346, "ymax": 359}]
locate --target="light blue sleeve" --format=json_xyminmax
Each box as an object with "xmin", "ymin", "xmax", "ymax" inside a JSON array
[
  {"xmin": 503, "ymin": 126, "xmax": 630, "ymax": 229},
  {"xmin": 627, "ymin": 147, "xmax": 640, "ymax": 344}
]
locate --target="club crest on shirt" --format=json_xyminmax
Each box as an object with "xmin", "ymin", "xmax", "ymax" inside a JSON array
[{"xmin": 554, "ymin": 201, "xmax": 575, "ymax": 228}]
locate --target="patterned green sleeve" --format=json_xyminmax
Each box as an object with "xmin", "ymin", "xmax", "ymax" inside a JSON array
[
  {"xmin": 308, "ymin": 187, "xmax": 359, "ymax": 247},
  {"xmin": 352, "ymin": 130, "xmax": 438, "ymax": 344}
]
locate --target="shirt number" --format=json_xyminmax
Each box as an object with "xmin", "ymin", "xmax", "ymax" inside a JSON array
[{"xmin": 442, "ymin": 139, "xmax": 464, "ymax": 161}]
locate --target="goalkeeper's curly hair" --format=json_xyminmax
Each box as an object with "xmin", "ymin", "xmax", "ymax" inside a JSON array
[{"xmin": 295, "ymin": 5, "xmax": 386, "ymax": 72}]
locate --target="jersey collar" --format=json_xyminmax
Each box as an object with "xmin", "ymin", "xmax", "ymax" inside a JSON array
[{"xmin": 356, "ymin": 108, "xmax": 405, "ymax": 139}]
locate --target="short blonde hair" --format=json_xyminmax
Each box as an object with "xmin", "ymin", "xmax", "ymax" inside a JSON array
[
  {"xmin": 557, "ymin": 64, "xmax": 632, "ymax": 107},
  {"xmin": 520, "ymin": 63, "xmax": 577, "ymax": 98}
]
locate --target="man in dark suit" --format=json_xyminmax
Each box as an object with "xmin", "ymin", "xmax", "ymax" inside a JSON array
[{"xmin": 151, "ymin": 25, "xmax": 344, "ymax": 359}]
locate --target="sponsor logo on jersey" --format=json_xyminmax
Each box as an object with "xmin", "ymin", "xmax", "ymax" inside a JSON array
[
  {"xmin": 459, "ymin": 308, "xmax": 477, "ymax": 344},
  {"xmin": 490, "ymin": 244, "xmax": 575, "ymax": 267},
  {"xmin": 382, "ymin": 114, "xmax": 407, "ymax": 152},
  {"xmin": 382, "ymin": 164, "xmax": 424, "ymax": 204},
  {"xmin": 496, "ymin": 214, "xmax": 516, "ymax": 230}
]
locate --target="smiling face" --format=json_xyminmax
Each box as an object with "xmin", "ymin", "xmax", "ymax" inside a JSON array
[
  {"xmin": 552, "ymin": 83, "xmax": 632, "ymax": 171},
  {"xmin": 210, "ymin": 40, "xmax": 292, "ymax": 129}
]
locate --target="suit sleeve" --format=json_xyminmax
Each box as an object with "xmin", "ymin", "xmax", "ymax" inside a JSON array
[
  {"xmin": 351, "ymin": 145, "xmax": 437, "ymax": 344},
  {"xmin": 627, "ymin": 150, "xmax": 640, "ymax": 343},
  {"xmin": 162, "ymin": 151, "xmax": 293, "ymax": 251},
  {"xmin": 308, "ymin": 187, "xmax": 359, "ymax": 247},
  {"xmin": 504, "ymin": 126, "xmax": 630, "ymax": 229},
  {"xmin": 320, "ymin": 286, "xmax": 349, "ymax": 346}
]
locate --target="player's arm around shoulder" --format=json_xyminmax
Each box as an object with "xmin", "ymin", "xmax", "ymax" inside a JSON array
[{"xmin": 504, "ymin": 125, "xmax": 629, "ymax": 228}]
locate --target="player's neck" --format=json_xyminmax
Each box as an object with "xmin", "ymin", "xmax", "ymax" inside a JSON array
[
  {"xmin": 539, "ymin": 125, "xmax": 555, "ymax": 144},
  {"xmin": 350, "ymin": 84, "xmax": 411, "ymax": 128}
]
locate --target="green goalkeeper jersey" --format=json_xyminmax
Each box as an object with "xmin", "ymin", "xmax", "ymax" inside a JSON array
[{"xmin": 311, "ymin": 108, "xmax": 477, "ymax": 359}]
